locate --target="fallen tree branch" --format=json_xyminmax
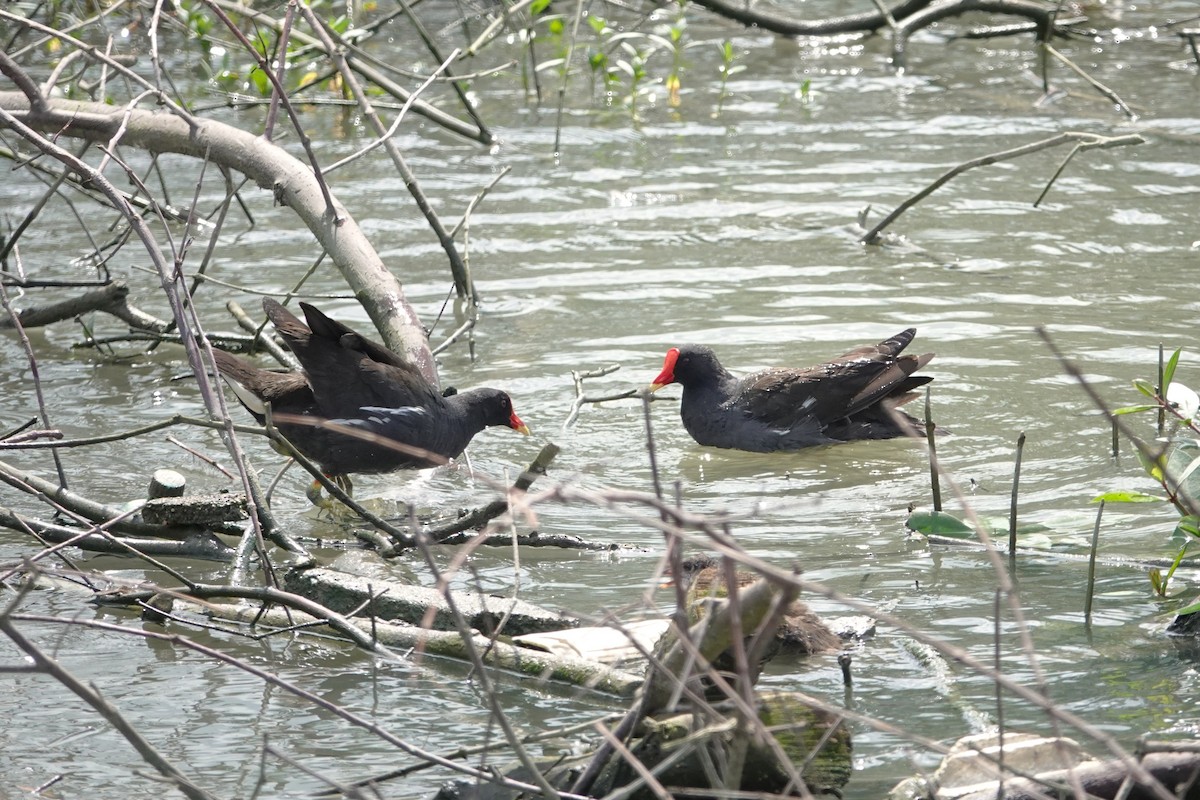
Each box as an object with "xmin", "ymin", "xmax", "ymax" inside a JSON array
[
  {"xmin": 890, "ymin": 0, "xmax": 1069, "ymax": 70},
  {"xmin": 690, "ymin": 0, "xmax": 936, "ymax": 36},
  {"xmin": 0, "ymin": 455, "xmax": 241, "ymax": 539},
  {"xmin": 0, "ymin": 280, "xmax": 168, "ymax": 332},
  {"xmin": 0, "ymin": 90, "xmax": 436, "ymax": 382},
  {"xmin": 0, "ymin": 504, "xmax": 236, "ymax": 562},
  {"xmin": 859, "ymin": 131, "xmax": 1144, "ymax": 244},
  {"xmin": 183, "ymin": 595, "xmax": 642, "ymax": 696},
  {"xmin": 426, "ymin": 443, "xmax": 561, "ymax": 542}
]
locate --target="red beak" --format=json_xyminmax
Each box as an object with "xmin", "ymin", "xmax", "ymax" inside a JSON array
[
  {"xmin": 509, "ymin": 411, "xmax": 530, "ymax": 435},
  {"xmin": 649, "ymin": 348, "xmax": 680, "ymax": 391}
]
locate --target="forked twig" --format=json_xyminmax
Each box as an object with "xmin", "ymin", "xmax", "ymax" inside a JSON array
[{"xmin": 860, "ymin": 131, "xmax": 1144, "ymax": 244}]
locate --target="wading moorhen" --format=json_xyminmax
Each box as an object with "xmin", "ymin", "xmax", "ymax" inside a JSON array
[
  {"xmin": 649, "ymin": 329, "xmax": 933, "ymax": 451},
  {"xmin": 214, "ymin": 299, "xmax": 528, "ymax": 495}
]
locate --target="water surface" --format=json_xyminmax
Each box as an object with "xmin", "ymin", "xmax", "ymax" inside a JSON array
[{"xmin": 2, "ymin": 3, "xmax": 1200, "ymax": 796}]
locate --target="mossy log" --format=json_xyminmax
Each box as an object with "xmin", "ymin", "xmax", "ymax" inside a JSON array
[
  {"xmin": 597, "ymin": 691, "xmax": 851, "ymax": 797},
  {"xmin": 643, "ymin": 572, "xmax": 786, "ymax": 713},
  {"xmin": 435, "ymin": 691, "xmax": 852, "ymax": 800}
]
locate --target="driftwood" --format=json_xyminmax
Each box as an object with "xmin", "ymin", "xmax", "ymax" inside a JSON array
[
  {"xmin": 0, "ymin": 90, "xmax": 436, "ymax": 384},
  {"xmin": 0, "ymin": 455, "xmax": 243, "ymax": 540},
  {"xmin": 434, "ymin": 691, "xmax": 851, "ymax": 800},
  {"xmin": 139, "ymin": 494, "xmax": 249, "ymax": 527},
  {"xmin": 421, "ymin": 571, "xmax": 853, "ymax": 800},
  {"xmin": 691, "ymin": 0, "xmax": 1069, "ymax": 46},
  {"xmin": 690, "ymin": 0, "xmax": 936, "ymax": 36},
  {"xmin": 950, "ymin": 753, "xmax": 1200, "ymax": 800},
  {"xmin": 281, "ymin": 566, "xmax": 575, "ymax": 637},
  {"xmin": 0, "ymin": 280, "xmax": 169, "ymax": 332},
  {"xmin": 181, "ymin": 594, "xmax": 642, "ymax": 697},
  {"xmin": 0, "ymin": 504, "xmax": 235, "ymax": 562}
]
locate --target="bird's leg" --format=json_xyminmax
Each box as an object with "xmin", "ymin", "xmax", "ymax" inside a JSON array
[{"xmin": 305, "ymin": 472, "xmax": 352, "ymax": 511}]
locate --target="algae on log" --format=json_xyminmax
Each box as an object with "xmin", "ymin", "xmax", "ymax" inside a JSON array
[
  {"xmin": 435, "ymin": 692, "xmax": 852, "ymax": 800},
  {"xmin": 643, "ymin": 573, "xmax": 787, "ymax": 714},
  {"xmin": 593, "ymin": 692, "xmax": 852, "ymax": 797}
]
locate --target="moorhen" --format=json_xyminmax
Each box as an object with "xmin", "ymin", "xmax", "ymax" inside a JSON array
[
  {"xmin": 214, "ymin": 299, "xmax": 528, "ymax": 496},
  {"xmin": 649, "ymin": 329, "xmax": 933, "ymax": 451},
  {"xmin": 672, "ymin": 554, "xmax": 841, "ymax": 656}
]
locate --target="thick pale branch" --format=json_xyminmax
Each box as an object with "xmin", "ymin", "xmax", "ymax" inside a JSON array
[{"xmin": 0, "ymin": 91, "xmax": 437, "ymax": 383}]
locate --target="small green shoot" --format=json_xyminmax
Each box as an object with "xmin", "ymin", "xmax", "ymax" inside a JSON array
[
  {"xmin": 1105, "ymin": 345, "xmax": 1200, "ymax": 594},
  {"xmin": 714, "ymin": 39, "xmax": 744, "ymax": 118}
]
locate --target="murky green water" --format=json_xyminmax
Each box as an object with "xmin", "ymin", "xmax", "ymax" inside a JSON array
[{"xmin": 2, "ymin": 3, "xmax": 1200, "ymax": 797}]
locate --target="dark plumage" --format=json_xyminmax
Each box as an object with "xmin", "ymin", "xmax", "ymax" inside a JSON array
[
  {"xmin": 214, "ymin": 299, "xmax": 528, "ymax": 482},
  {"xmin": 649, "ymin": 329, "xmax": 934, "ymax": 451}
]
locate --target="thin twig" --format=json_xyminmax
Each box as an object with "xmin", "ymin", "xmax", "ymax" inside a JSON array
[
  {"xmin": 1043, "ymin": 43, "xmax": 1137, "ymax": 120},
  {"xmin": 860, "ymin": 131, "xmax": 1144, "ymax": 244}
]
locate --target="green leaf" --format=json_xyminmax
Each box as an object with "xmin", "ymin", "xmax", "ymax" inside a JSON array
[
  {"xmin": 1166, "ymin": 541, "xmax": 1193, "ymax": 583},
  {"xmin": 906, "ymin": 511, "xmax": 974, "ymax": 539},
  {"xmin": 1164, "ymin": 440, "xmax": 1200, "ymax": 509},
  {"xmin": 250, "ymin": 66, "xmax": 270, "ymax": 96},
  {"xmin": 1113, "ymin": 404, "xmax": 1159, "ymax": 415},
  {"xmin": 1175, "ymin": 516, "xmax": 1200, "ymax": 539},
  {"xmin": 1163, "ymin": 347, "xmax": 1182, "ymax": 394},
  {"xmin": 1091, "ymin": 490, "xmax": 1165, "ymax": 503},
  {"xmin": 530, "ymin": 0, "xmax": 552, "ymax": 13},
  {"xmin": 1133, "ymin": 442, "xmax": 1165, "ymax": 482},
  {"xmin": 1175, "ymin": 598, "xmax": 1200, "ymax": 616},
  {"xmin": 1133, "ymin": 378, "xmax": 1158, "ymax": 399},
  {"xmin": 1150, "ymin": 567, "xmax": 1166, "ymax": 595}
]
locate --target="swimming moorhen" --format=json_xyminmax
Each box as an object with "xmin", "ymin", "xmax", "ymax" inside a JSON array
[
  {"xmin": 649, "ymin": 329, "xmax": 933, "ymax": 451},
  {"xmin": 214, "ymin": 299, "xmax": 528, "ymax": 494}
]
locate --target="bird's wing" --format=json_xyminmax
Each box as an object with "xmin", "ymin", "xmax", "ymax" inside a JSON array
[
  {"xmin": 299, "ymin": 302, "xmax": 412, "ymax": 369},
  {"xmin": 264, "ymin": 299, "xmax": 438, "ymax": 415},
  {"xmin": 211, "ymin": 348, "xmax": 314, "ymax": 421},
  {"xmin": 325, "ymin": 406, "xmax": 443, "ymax": 465},
  {"xmin": 735, "ymin": 330, "xmax": 932, "ymax": 427}
]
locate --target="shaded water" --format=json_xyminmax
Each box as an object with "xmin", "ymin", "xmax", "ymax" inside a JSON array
[{"xmin": 3, "ymin": 2, "xmax": 1200, "ymax": 797}]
